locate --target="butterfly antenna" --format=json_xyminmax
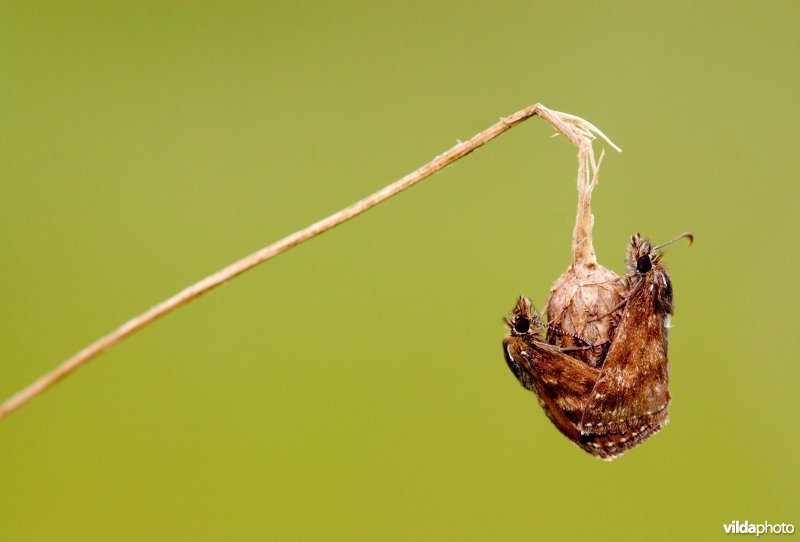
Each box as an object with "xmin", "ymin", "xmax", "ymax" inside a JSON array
[
  {"xmin": 654, "ymin": 231, "xmax": 693, "ymax": 250},
  {"xmin": 544, "ymin": 322, "xmax": 595, "ymax": 347}
]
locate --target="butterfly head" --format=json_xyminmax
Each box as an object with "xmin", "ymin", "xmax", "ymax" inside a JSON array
[
  {"xmin": 504, "ymin": 295, "xmax": 545, "ymax": 336},
  {"xmin": 626, "ymin": 234, "xmax": 660, "ymax": 278},
  {"xmin": 625, "ymin": 232, "xmax": 692, "ymax": 315},
  {"xmin": 626, "ymin": 232, "xmax": 692, "ymax": 278}
]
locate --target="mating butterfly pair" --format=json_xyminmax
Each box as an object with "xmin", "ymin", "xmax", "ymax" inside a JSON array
[{"xmin": 502, "ymin": 233, "xmax": 691, "ymax": 460}]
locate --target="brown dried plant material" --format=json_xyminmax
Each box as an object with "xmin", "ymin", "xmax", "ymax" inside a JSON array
[
  {"xmin": 543, "ymin": 119, "xmax": 624, "ymax": 367},
  {"xmin": 545, "ymin": 264, "xmax": 625, "ymax": 367}
]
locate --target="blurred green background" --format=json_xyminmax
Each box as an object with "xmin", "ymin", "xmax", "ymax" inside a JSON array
[{"xmin": 2, "ymin": 1, "xmax": 798, "ymax": 540}]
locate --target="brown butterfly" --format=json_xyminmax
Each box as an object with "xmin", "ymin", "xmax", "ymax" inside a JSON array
[
  {"xmin": 503, "ymin": 232, "xmax": 692, "ymax": 460},
  {"xmin": 502, "ymin": 296, "xmax": 600, "ymax": 451}
]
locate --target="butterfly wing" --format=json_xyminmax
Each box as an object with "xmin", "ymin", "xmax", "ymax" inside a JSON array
[
  {"xmin": 503, "ymin": 333, "xmax": 599, "ymax": 444},
  {"xmin": 580, "ymin": 276, "xmax": 671, "ymax": 459}
]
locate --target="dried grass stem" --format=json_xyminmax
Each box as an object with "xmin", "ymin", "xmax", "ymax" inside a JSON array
[{"xmin": 0, "ymin": 103, "xmax": 618, "ymax": 421}]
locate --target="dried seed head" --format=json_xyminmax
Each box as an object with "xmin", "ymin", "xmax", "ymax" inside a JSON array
[
  {"xmin": 544, "ymin": 263, "xmax": 626, "ymax": 367},
  {"xmin": 541, "ymin": 116, "xmax": 624, "ymax": 367}
]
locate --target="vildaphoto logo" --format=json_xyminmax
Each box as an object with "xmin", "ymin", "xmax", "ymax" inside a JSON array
[{"xmin": 723, "ymin": 520, "xmax": 795, "ymax": 536}]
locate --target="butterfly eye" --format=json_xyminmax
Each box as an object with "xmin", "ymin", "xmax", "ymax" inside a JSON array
[
  {"xmin": 514, "ymin": 316, "xmax": 530, "ymax": 333},
  {"xmin": 636, "ymin": 255, "xmax": 652, "ymax": 274}
]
